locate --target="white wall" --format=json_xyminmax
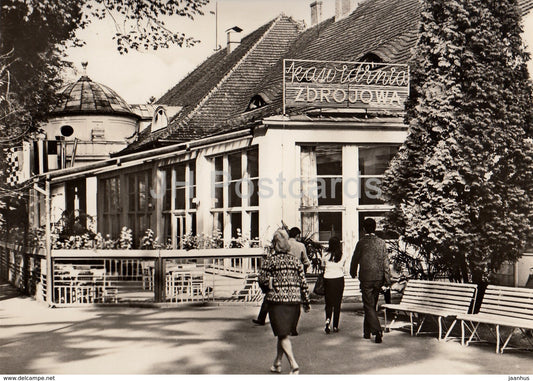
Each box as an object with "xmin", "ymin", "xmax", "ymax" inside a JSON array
[
  {"xmin": 252, "ymin": 125, "xmax": 408, "ymax": 249},
  {"xmin": 45, "ymin": 114, "xmax": 137, "ymax": 143}
]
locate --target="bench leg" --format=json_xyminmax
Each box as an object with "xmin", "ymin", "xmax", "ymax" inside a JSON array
[
  {"xmin": 466, "ymin": 322, "xmax": 480, "ymax": 346},
  {"xmin": 437, "ymin": 316, "xmax": 442, "ymax": 341},
  {"xmin": 384, "ymin": 309, "xmax": 388, "ymax": 333},
  {"xmin": 444, "ymin": 319, "xmax": 457, "ymax": 341},
  {"xmin": 496, "ymin": 325, "xmax": 500, "ymax": 354},
  {"xmin": 501, "ymin": 328, "xmax": 517, "ymax": 354},
  {"xmin": 409, "ymin": 313, "xmax": 414, "ymax": 336},
  {"xmin": 415, "ymin": 315, "xmax": 427, "ymax": 336},
  {"xmin": 461, "ymin": 320, "xmax": 465, "ymax": 346}
]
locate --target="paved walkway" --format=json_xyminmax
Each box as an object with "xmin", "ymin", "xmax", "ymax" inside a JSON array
[{"xmin": 1, "ymin": 281, "xmax": 533, "ymax": 375}]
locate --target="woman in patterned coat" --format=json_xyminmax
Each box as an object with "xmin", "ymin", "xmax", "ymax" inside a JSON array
[{"xmin": 259, "ymin": 228, "xmax": 311, "ymax": 375}]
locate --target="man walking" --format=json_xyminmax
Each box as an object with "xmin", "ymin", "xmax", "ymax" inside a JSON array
[
  {"xmin": 288, "ymin": 227, "xmax": 310, "ymax": 273},
  {"xmin": 350, "ymin": 218, "xmax": 391, "ymax": 343}
]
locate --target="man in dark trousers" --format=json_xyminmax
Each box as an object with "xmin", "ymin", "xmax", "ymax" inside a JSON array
[{"xmin": 350, "ymin": 218, "xmax": 391, "ymax": 343}]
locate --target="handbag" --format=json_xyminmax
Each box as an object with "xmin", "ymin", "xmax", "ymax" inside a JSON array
[{"xmin": 313, "ymin": 273, "xmax": 325, "ymax": 295}]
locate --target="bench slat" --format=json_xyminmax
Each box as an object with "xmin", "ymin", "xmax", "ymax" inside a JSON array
[
  {"xmin": 479, "ymin": 305, "xmax": 533, "ymax": 320},
  {"xmin": 458, "ymin": 313, "xmax": 533, "ymax": 330},
  {"xmin": 481, "ymin": 299, "xmax": 533, "ymax": 312}
]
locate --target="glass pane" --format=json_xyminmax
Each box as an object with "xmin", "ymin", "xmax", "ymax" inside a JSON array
[
  {"xmin": 102, "ymin": 181, "xmax": 109, "ymax": 212},
  {"xmin": 231, "ymin": 212, "xmax": 242, "ymax": 239},
  {"xmin": 164, "ymin": 170, "xmax": 172, "ymax": 210},
  {"xmin": 247, "ymin": 148, "xmax": 259, "ymax": 178},
  {"xmin": 229, "ymin": 181, "xmax": 242, "ymax": 207},
  {"xmin": 163, "ymin": 214, "xmax": 171, "ymax": 247},
  {"xmin": 358, "ymin": 211, "xmax": 398, "ymax": 239},
  {"xmin": 175, "ymin": 163, "xmax": 186, "ymax": 184},
  {"xmin": 112, "ymin": 178, "xmax": 120, "ymax": 207},
  {"xmin": 189, "ymin": 162, "xmax": 196, "ymax": 186},
  {"xmin": 214, "ymin": 186, "xmax": 223, "ymax": 208},
  {"xmin": 175, "ymin": 188, "xmax": 186, "ymax": 210},
  {"xmin": 316, "ymin": 145, "xmax": 342, "ymax": 176},
  {"xmin": 359, "ymin": 145, "xmax": 398, "ymax": 176},
  {"xmin": 138, "ymin": 178, "xmax": 147, "ymax": 210},
  {"xmin": 213, "ymin": 212, "xmax": 223, "ymax": 234},
  {"xmin": 360, "ymin": 177, "xmax": 384, "ymax": 205},
  {"xmin": 188, "ymin": 186, "xmax": 196, "ymax": 209},
  {"xmin": 250, "ymin": 211, "xmax": 259, "ymax": 241},
  {"xmin": 250, "ymin": 179, "xmax": 259, "ymax": 206},
  {"xmin": 215, "ymin": 156, "xmax": 224, "ymax": 182},
  {"xmin": 318, "ymin": 212, "xmax": 342, "ymax": 242},
  {"xmin": 229, "ymin": 152, "xmax": 242, "ymax": 181},
  {"xmin": 128, "ymin": 176, "xmax": 136, "ymax": 210},
  {"xmin": 190, "ymin": 213, "xmax": 197, "ymax": 236},
  {"xmin": 317, "ymin": 176, "xmax": 343, "ymax": 205}
]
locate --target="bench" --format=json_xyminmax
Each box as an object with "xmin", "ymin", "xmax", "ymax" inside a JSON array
[
  {"xmin": 382, "ymin": 280, "xmax": 478, "ymax": 341},
  {"xmin": 457, "ymin": 285, "xmax": 533, "ymax": 353}
]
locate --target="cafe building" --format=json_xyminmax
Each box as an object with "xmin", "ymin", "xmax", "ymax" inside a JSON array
[{"xmin": 29, "ymin": 0, "xmax": 533, "ymax": 287}]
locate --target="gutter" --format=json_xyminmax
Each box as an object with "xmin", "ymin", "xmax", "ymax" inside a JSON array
[{"xmin": 40, "ymin": 128, "xmax": 253, "ymax": 184}]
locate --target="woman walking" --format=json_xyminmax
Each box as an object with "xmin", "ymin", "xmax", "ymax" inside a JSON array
[
  {"xmin": 322, "ymin": 236, "xmax": 346, "ymax": 333},
  {"xmin": 259, "ymin": 229, "xmax": 310, "ymax": 375}
]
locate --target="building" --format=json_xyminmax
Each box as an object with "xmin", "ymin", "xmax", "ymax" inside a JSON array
[{"xmin": 26, "ymin": 0, "xmax": 533, "ymax": 287}]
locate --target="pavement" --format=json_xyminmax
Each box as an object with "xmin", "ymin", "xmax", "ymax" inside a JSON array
[{"xmin": 1, "ymin": 280, "xmax": 533, "ymax": 375}]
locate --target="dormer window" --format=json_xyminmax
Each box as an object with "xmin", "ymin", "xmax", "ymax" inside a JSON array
[
  {"xmin": 359, "ymin": 53, "xmax": 383, "ymax": 63},
  {"xmin": 152, "ymin": 107, "xmax": 169, "ymax": 132},
  {"xmin": 246, "ymin": 94, "xmax": 267, "ymax": 111}
]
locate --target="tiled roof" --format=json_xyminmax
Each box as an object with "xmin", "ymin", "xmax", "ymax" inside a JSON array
[
  {"xmin": 52, "ymin": 76, "xmax": 138, "ymax": 119},
  {"xmin": 121, "ymin": 15, "xmax": 302, "ymax": 153},
  {"xmin": 520, "ymin": 0, "xmax": 533, "ymax": 15},
  {"xmin": 122, "ymin": 0, "xmax": 532, "ymax": 154}
]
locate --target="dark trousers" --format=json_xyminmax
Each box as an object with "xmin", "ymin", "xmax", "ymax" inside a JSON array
[
  {"xmin": 360, "ymin": 279, "xmax": 383, "ymax": 336},
  {"xmin": 324, "ymin": 277, "xmax": 344, "ymax": 328},
  {"xmin": 256, "ymin": 296, "xmax": 269, "ymax": 323}
]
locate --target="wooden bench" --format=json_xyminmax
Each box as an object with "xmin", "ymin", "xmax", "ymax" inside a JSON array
[
  {"xmin": 382, "ymin": 280, "xmax": 478, "ymax": 341},
  {"xmin": 457, "ymin": 285, "xmax": 533, "ymax": 353}
]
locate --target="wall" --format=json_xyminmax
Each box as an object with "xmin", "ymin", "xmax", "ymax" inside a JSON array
[{"xmin": 254, "ymin": 123, "xmax": 408, "ymax": 251}]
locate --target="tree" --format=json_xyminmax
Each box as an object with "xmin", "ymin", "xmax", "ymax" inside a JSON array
[
  {"xmin": 0, "ymin": 0, "xmax": 208, "ymax": 238},
  {"xmin": 382, "ymin": 0, "xmax": 533, "ymax": 284}
]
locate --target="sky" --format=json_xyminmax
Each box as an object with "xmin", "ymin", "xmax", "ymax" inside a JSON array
[
  {"xmin": 64, "ymin": 0, "xmax": 335, "ymax": 104},
  {"xmin": 64, "ymin": 0, "xmax": 533, "ymax": 105}
]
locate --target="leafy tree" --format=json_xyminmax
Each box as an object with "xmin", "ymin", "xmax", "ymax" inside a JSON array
[
  {"xmin": 0, "ymin": 0, "xmax": 208, "ymax": 238},
  {"xmin": 383, "ymin": 0, "xmax": 533, "ymax": 284}
]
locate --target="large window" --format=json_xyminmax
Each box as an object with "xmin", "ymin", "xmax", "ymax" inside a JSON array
[
  {"xmin": 101, "ymin": 176, "xmax": 121, "ymax": 239},
  {"xmin": 99, "ymin": 169, "xmax": 155, "ymax": 247},
  {"xmin": 300, "ymin": 144, "xmax": 344, "ymax": 243},
  {"xmin": 162, "ymin": 161, "xmax": 197, "ymax": 249},
  {"xmin": 358, "ymin": 145, "xmax": 398, "ymax": 205},
  {"xmin": 127, "ymin": 170, "xmax": 154, "ymax": 244},
  {"xmin": 211, "ymin": 147, "xmax": 259, "ymax": 246}
]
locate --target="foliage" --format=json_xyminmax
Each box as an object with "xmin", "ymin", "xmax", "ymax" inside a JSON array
[
  {"xmin": 382, "ymin": 0, "xmax": 533, "ymax": 283},
  {"xmin": 300, "ymin": 232, "xmax": 324, "ymax": 273},
  {"xmin": 117, "ymin": 227, "xmax": 133, "ymax": 249},
  {"xmin": 386, "ymin": 239, "xmax": 443, "ymax": 280},
  {"xmin": 84, "ymin": 0, "xmax": 209, "ymax": 54},
  {"xmin": 0, "ymin": 0, "xmax": 209, "ymax": 194}
]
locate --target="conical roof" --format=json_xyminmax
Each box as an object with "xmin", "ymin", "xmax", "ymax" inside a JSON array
[{"xmin": 51, "ymin": 76, "xmax": 138, "ymax": 119}]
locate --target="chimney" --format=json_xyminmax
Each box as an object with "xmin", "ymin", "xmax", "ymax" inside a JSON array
[
  {"xmin": 310, "ymin": 1, "xmax": 323, "ymax": 26},
  {"xmin": 335, "ymin": 0, "xmax": 361, "ymax": 21},
  {"xmin": 226, "ymin": 26, "xmax": 243, "ymax": 54}
]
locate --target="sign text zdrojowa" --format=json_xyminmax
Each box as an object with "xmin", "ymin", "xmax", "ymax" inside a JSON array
[{"xmin": 283, "ymin": 59, "xmax": 410, "ymax": 112}]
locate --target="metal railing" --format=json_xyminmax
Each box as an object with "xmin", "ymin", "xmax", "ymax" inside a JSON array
[{"xmin": 47, "ymin": 247, "xmax": 266, "ymax": 305}]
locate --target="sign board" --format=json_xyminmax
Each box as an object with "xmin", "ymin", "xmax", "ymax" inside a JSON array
[{"xmin": 283, "ymin": 59, "xmax": 409, "ymax": 112}]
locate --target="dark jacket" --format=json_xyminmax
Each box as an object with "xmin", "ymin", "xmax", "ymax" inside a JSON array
[
  {"xmin": 350, "ymin": 234, "xmax": 391, "ymax": 284},
  {"xmin": 258, "ymin": 252, "xmax": 310, "ymax": 305}
]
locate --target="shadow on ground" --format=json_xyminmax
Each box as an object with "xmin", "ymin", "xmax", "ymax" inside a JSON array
[{"xmin": 1, "ymin": 283, "xmax": 533, "ymax": 375}]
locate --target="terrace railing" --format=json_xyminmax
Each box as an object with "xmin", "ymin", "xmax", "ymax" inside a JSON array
[{"xmin": 48, "ymin": 247, "xmax": 266, "ymax": 305}]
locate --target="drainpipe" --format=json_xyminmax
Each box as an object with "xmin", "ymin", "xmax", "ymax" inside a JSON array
[
  {"xmin": 45, "ymin": 178, "xmax": 51, "ymax": 305},
  {"xmin": 34, "ymin": 177, "xmax": 52, "ymax": 305}
]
